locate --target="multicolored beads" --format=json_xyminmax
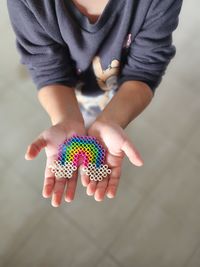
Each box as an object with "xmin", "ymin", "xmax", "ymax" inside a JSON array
[{"xmin": 48, "ymin": 134, "xmax": 111, "ymax": 182}]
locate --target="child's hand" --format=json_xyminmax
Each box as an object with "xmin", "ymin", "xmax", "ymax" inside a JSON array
[
  {"xmin": 25, "ymin": 121, "xmax": 86, "ymax": 207},
  {"xmin": 81, "ymin": 120, "xmax": 144, "ymax": 201}
]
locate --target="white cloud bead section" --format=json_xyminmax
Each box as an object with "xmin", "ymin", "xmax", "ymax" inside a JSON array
[{"xmin": 48, "ymin": 161, "xmax": 111, "ymax": 181}]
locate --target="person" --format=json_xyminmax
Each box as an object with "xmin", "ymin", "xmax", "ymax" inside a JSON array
[{"xmin": 7, "ymin": 0, "xmax": 183, "ymax": 207}]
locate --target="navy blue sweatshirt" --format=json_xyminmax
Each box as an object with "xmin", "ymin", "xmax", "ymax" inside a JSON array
[{"xmin": 7, "ymin": 0, "xmax": 182, "ymax": 96}]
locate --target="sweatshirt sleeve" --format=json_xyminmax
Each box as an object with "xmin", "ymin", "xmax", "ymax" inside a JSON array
[
  {"xmin": 7, "ymin": 0, "xmax": 78, "ymax": 90},
  {"xmin": 118, "ymin": 0, "xmax": 183, "ymax": 94}
]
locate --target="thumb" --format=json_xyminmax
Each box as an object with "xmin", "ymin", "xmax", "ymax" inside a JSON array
[
  {"xmin": 121, "ymin": 139, "xmax": 144, "ymax": 167},
  {"xmin": 25, "ymin": 136, "xmax": 47, "ymax": 160}
]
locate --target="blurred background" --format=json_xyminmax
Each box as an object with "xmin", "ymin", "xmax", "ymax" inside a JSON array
[{"xmin": 0, "ymin": 1, "xmax": 200, "ymax": 266}]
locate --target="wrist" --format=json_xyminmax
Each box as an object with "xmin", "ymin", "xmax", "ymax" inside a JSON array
[
  {"xmin": 95, "ymin": 113, "xmax": 124, "ymax": 129},
  {"xmin": 38, "ymin": 84, "xmax": 85, "ymax": 128},
  {"xmin": 54, "ymin": 119, "xmax": 86, "ymax": 135},
  {"xmin": 95, "ymin": 81, "xmax": 153, "ymax": 129},
  {"xmin": 50, "ymin": 113, "xmax": 84, "ymax": 127},
  {"xmin": 89, "ymin": 118, "xmax": 122, "ymax": 137}
]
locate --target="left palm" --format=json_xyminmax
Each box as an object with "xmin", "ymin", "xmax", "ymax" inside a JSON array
[{"xmin": 80, "ymin": 120, "xmax": 144, "ymax": 201}]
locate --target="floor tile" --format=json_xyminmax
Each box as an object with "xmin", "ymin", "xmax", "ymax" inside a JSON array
[
  {"xmin": 5, "ymin": 209, "xmax": 104, "ymax": 267},
  {"xmin": 0, "ymin": 155, "xmax": 8, "ymax": 173},
  {"xmin": 59, "ymin": 175, "xmax": 143, "ymax": 251},
  {"xmin": 121, "ymin": 118, "xmax": 181, "ymax": 196},
  {"xmin": 145, "ymin": 151, "xmax": 200, "ymax": 265},
  {"xmin": 0, "ymin": 26, "xmax": 21, "ymax": 84},
  {"xmin": 109, "ymin": 198, "xmax": 195, "ymax": 267},
  {"xmin": 185, "ymin": 245, "xmax": 200, "ymax": 267},
  {"xmin": 10, "ymin": 110, "xmax": 49, "ymax": 192},
  {"xmin": 141, "ymin": 77, "xmax": 200, "ymax": 147},
  {"xmin": 184, "ymin": 123, "xmax": 200, "ymax": 161},
  {"xmin": 12, "ymin": 150, "xmax": 47, "ymax": 192},
  {"xmin": 0, "ymin": 168, "xmax": 48, "ymax": 264},
  {"xmin": 96, "ymin": 255, "xmax": 121, "ymax": 267},
  {"xmin": 170, "ymin": 31, "xmax": 200, "ymax": 93},
  {"xmin": 10, "ymin": 77, "xmax": 43, "ymax": 107},
  {"xmin": 0, "ymin": 88, "xmax": 48, "ymax": 161},
  {"xmin": 108, "ymin": 149, "xmax": 200, "ymax": 267},
  {"xmin": 148, "ymin": 151, "xmax": 200, "ymax": 225},
  {"xmin": 173, "ymin": 0, "xmax": 200, "ymax": 49}
]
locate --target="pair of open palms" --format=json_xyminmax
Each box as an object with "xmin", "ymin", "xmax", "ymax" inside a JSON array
[{"xmin": 25, "ymin": 120, "xmax": 143, "ymax": 207}]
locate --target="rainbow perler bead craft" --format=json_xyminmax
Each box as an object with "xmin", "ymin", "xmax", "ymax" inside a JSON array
[{"xmin": 48, "ymin": 134, "xmax": 111, "ymax": 182}]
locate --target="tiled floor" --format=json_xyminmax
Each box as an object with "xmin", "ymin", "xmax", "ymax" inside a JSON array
[{"xmin": 0, "ymin": 1, "xmax": 200, "ymax": 267}]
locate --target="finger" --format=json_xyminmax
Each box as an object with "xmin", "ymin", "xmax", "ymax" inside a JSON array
[
  {"xmin": 42, "ymin": 176, "xmax": 55, "ymax": 198},
  {"xmin": 79, "ymin": 165, "xmax": 90, "ymax": 187},
  {"xmin": 94, "ymin": 176, "xmax": 109, "ymax": 201},
  {"xmin": 86, "ymin": 180, "xmax": 97, "ymax": 196},
  {"xmin": 51, "ymin": 178, "xmax": 67, "ymax": 207},
  {"xmin": 65, "ymin": 170, "xmax": 78, "ymax": 202},
  {"xmin": 106, "ymin": 167, "xmax": 121, "ymax": 199},
  {"xmin": 42, "ymin": 157, "xmax": 56, "ymax": 198},
  {"xmin": 25, "ymin": 136, "xmax": 47, "ymax": 160},
  {"xmin": 121, "ymin": 139, "xmax": 144, "ymax": 166}
]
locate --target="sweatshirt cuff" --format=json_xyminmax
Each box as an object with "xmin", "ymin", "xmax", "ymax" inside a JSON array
[
  {"xmin": 36, "ymin": 79, "xmax": 78, "ymax": 91},
  {"xmin": 117, "ymin": 75, "xmax": 162, "ymax": 94}
]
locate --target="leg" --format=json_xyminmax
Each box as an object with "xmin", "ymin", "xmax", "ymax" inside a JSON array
[{"xmin": 75, "ymin": 89, "xmax": 116, "ymax": 129}]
